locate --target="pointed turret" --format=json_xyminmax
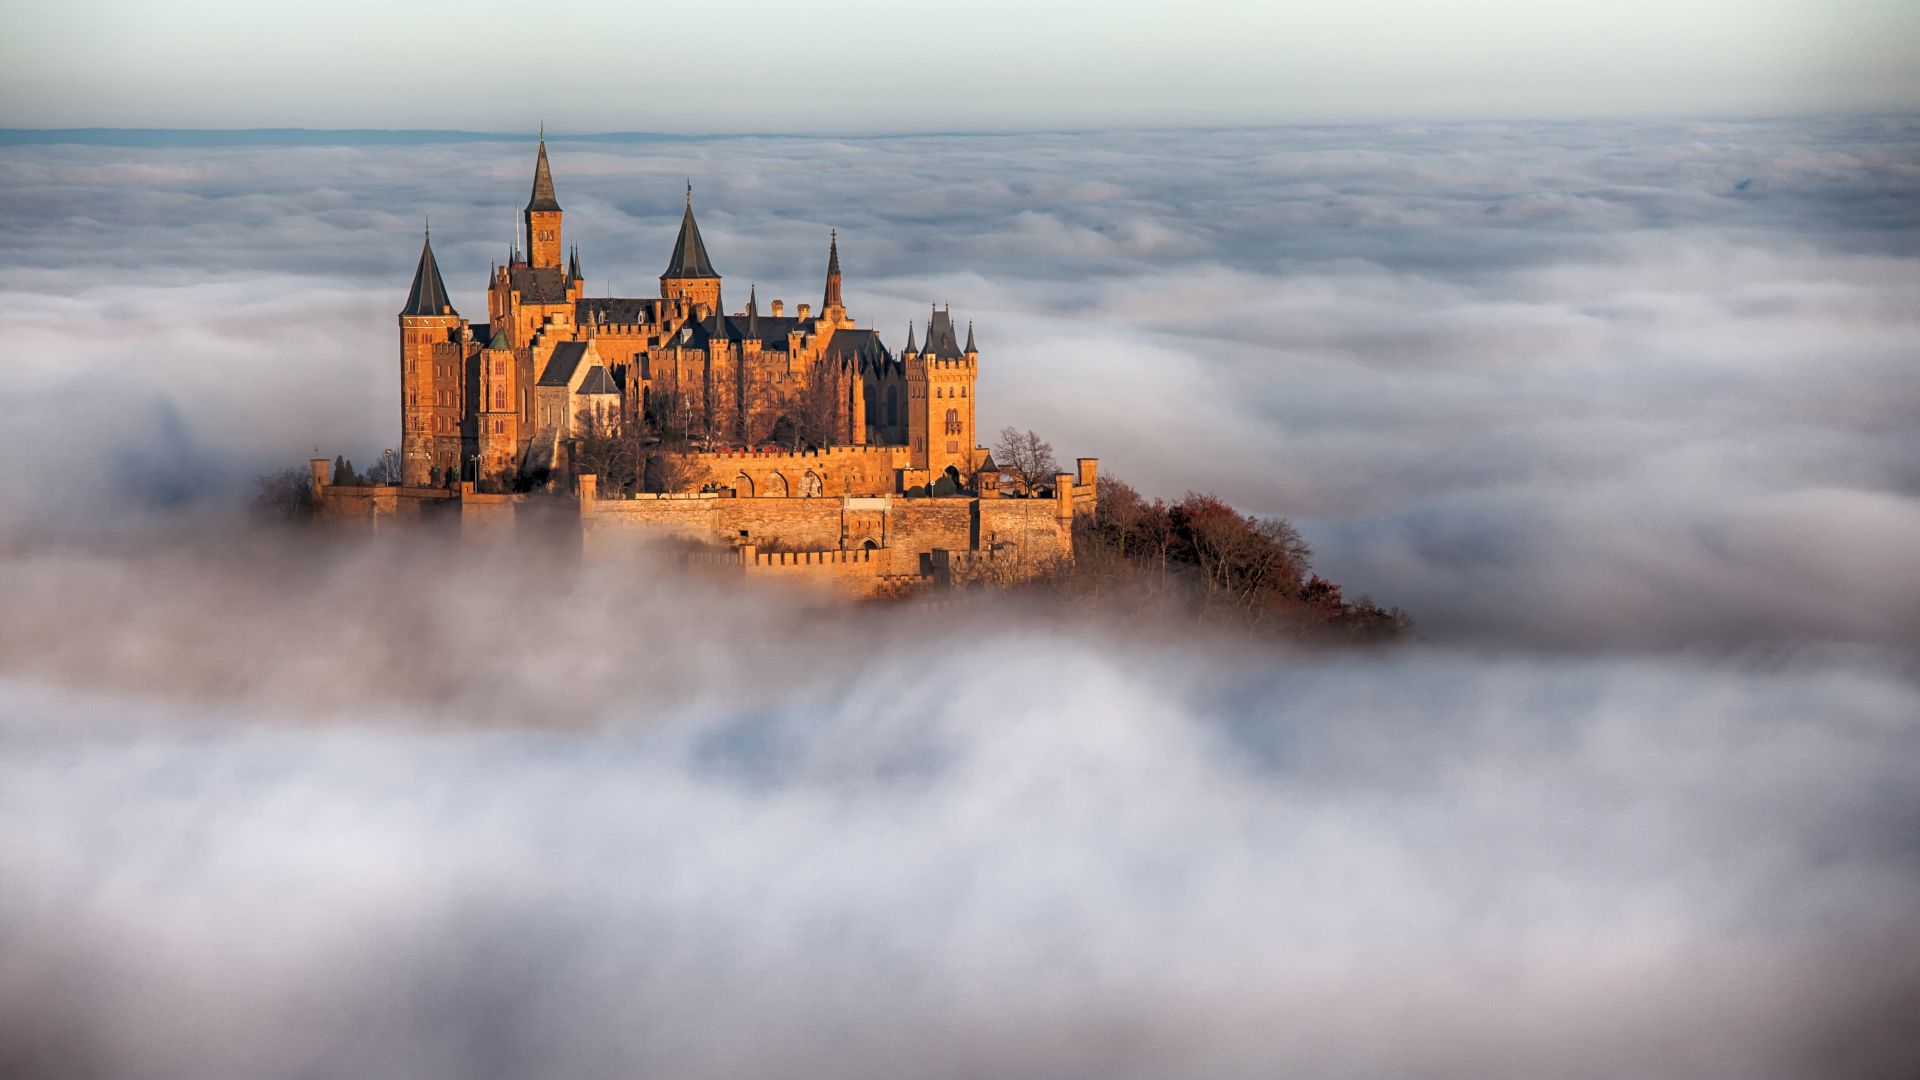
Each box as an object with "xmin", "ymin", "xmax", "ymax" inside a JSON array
[
  {"xmin": 822, "ymin": 229, "xmax": 843, "ymax": 314},
  {"xmin": 525, "ymin": 133, "xmax": 564, "ymax": 269},
  {"xmin": 526, "ymin": 135, "xmax": 561, "ymax": 212},
  {"xmin": 400, "ymin": 228, "xmax": 456, "ymax": 317},
  {"xmin": 661, "ymin": 182, "xmax": 723, "ymax": 313},
  {"xmin": 904, "ymin": 320, "xmax": 917, "ymax": 356},
  {"xmin": 664, "ymin": 185, "xmax": 719, "ymax": 279},
  {"xmin": 746, "ymin": 284, "xmax": 760, "ymax": 338},
  {"xmin": 567, "ymin": 245, "xmax": 582, "ymax": 283},
  {"xmin": 964, "ymin": 320, "xmax": 976, "ymax": 355}
]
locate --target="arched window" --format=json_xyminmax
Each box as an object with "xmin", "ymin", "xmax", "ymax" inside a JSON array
[
  {"xmin": 944, "ymin": 408, "xmax": 962, "ymax": 435},
  {"xmin": 766, "ymin": 471, "xmax": 789, "ymax": 497},
  {"xmin": 802, "ymin": 470, "xmax": 823, "ymax": 497},
  {"xmin": 733, "ymin": 472, "xmax": 754, "ymax": 497},
  {"xmin": 886, "ymin": 386, "xmax": 898, "ymax": 426}
]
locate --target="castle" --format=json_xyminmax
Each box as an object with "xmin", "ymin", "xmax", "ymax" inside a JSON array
[{"xmin": 321, "ymin": 136, "xmax": 1097, "ymax": 594}]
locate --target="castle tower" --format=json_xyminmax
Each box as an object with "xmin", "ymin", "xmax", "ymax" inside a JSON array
[
  {"xmin": 905, "ymin": 305, "xmax": 979, "ymax": 479},
  {"xmin": 820, "ymin": 230, "xmax": 845, "ymax": 326},
  {"xmin": 399, "ymin": 226, "xmax": 463, "ymax": 487},
  {"xmin": 477, "ymin": 326, "xmax": 519, "ymax": 484},
  {"xmin": 525, "ymin": 134, "xmax": 563, "ymax": 270},
  {"xmin": 661, "ymin": 183, "xmax": 721, "ymax": 314}
]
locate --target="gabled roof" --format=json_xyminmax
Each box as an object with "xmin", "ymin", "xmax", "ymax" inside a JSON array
[
  {"xmin": 663, "ymin": 189, "xmax": 719, "ymax": 279},
  {"xmin": 823, "ymin": 328, "xmax": 893, "ymax": 371},
  {"xmin": 576, "ymin": 365, "xmax": 618, "ymax": 396},
  {"xmin": 400, "ymin": 231, "xmax": 456, "ymax": 318},
  {"xmin": 538, "ymin": 340, "xmax": 592, "ymax": 386},
  {"xmin": 526, "ymin": 139, "xmax": 561, "ymax": 213}
]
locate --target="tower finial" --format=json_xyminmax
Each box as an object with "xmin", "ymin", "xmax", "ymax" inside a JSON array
[
  {"xmin": 424, "ymin": 214, "xmax": 429, "ymax": 240},
  {"xmin": 686, "ymin": 179, "xmax": 693, "ymax": 206},
  {"xmin": 539, "ymin": 120, "xmax": 545, "ymax": 141}
]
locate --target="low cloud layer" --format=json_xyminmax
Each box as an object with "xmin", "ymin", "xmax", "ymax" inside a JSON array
[
  {"xmin": 2, "ymin": 117, "xmax": 1916, "ymax": 644},
  {"xmin": 2, "ymin": 536, "xmax": 1918, "ymax": 1080},
  {"xmin": 1, "ymin": 119, "xmax": 1918, "ymax": 1078}
]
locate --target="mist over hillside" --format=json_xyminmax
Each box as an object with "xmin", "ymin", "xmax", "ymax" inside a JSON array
[{"xmin": 1, "ymin": 118, "xmax": 1917, "ymax": 1079}]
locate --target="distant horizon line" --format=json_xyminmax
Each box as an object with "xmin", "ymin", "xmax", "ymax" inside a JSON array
[{"xmin": 3, "ymin": 110, "xmax": 1915, "ymax": 147}]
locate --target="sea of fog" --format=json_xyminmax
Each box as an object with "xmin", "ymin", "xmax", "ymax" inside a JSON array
[{"xmin": 1, "ymin": 118, "xmax": 1917, "ymax": 1079}]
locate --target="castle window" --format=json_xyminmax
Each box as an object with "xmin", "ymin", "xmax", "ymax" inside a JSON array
[
  {"xmin": 944, "ymin": 408, "xmax": 961, "ymax": 435},
  {"xmin": 960, "ymin": 386, "xmax": 966, "ymax": 397}
]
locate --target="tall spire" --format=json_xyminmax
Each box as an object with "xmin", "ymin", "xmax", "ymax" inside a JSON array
[
  {"xmin": 746, "ymin": 284, "xmax": 760, "ymax": 337},
  {"xmin": 400, "ymin": 228, "xmax": 455, "ymax": 318},
  {"xmin": 965, "ymin": 320, "xmax": 976, "ymax": 354},
  {"xmin": 567, "ymin": 244, "xmax": 582, "ymax": 282},
  {"xmin": 526, "ymin": 133, "xmax": 561, "ymax": 212},
  {"xmin": 822, "ymin": 229, "xmax": 843, "ymax": 312},
  {"xmin": 663, "ymin": 185, "xmax": 719, "ymax": 279},
  {"xmin": 904, "ymin": 320, "xmax": 916, "ymax": 355}
]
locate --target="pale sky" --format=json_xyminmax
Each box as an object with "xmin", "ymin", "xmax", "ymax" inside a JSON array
[{"xmin": 2, "ymin": 0, "xmax": 1916, "ymax": 130}]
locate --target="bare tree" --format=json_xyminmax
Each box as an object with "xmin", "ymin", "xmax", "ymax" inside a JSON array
[
  {"xmin": 571, "ymin": 405, "xmax": 644, "ymax": 494},
  {"xmin": 642, "ymin": 448, "xmax": 698, "ymax": 494},
  {"xmin": 793, "ymin": 362, "xmax": 845, "ymax": 450},
  {"xmin": 994, "ymin": 427, "xmax": 1058, "ymax": 494},
  {"xmin": 251, "ymin": 466, "xmax": 314, "ymax": 521}
]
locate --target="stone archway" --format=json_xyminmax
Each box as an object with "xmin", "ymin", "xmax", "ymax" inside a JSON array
[
  {"xmin": 765, "ymin": 471, "xmax": 789, "ymax": 497},
  {"xmin": 802, "ymin": 470, "xmax": 823, "ymax": 498},
  {"xmin": 733, "ymin": 472, "xmax": 754, "ymax": 497}
]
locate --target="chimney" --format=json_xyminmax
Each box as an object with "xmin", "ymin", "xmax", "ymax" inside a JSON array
[
  {"xmin": 797, "ymin": 303, "xmax": 811, "ymax": 320},
  {"xmin": 771, "ymin": 299, "xmax": 784, "ymax": 316}
]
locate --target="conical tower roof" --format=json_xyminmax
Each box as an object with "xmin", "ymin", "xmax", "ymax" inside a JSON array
[
  {"xmin": 904, "ymin": 320, "xmax": 916, "ymax": 354},
  {"xmin": 400, "ymin": 229, "xmax": 456, "ymax": 318},
  {"xmin": 664, "ymin": 184, "xmax": 719, "ymax": 279},
  {"xmin": 965, "ymin": 320, "xmax": 976, "ymax": 353},
  {"xmin": 822, "ymin": 229, "xmax": 843, "ymax": 311},
  {"xmin": 526, "ymin": 136, "xmax": 561, "ymax": 212}
]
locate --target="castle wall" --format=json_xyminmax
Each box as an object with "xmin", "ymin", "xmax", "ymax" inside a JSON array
[
  {"xmin": 313, "ymin": 484, "xmax": 457, "ymax": 525},
  {"xmin": 690, "ymin": 445, "xmax": 910, "ymax": 499}
]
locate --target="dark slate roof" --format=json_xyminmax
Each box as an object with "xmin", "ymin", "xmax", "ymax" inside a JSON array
[
  {"xmin": 678, "ymin": 311, "xmax": 799, "ymax": 351},
  {"xmin": 903, "ymin": 321, "xmax": 916, "ymax": 354},
  {"xmin": 576, "ymin": 365, "xmax": 618, "ymax": 395},
  {"xmin": 538, "ymin": 341, "xmax": 591, "ymax": 387},
  {"xmin": 400, "ymin": 233, "xmax": 456, "ymax": 317},
  {"xmin": 526, "ymin": 139, "xmax": 561, "ymax": 212},
  {"xmin": 567, "ymin": 245, "xmax": 582, "ymax": 282},
  {"xmin": 486, "ymin": 326, "xmax": 510, "ymax": 350},
  {"xmin": 508, "ymin": 265, "xmax": 569, "ymax": 304},
  {"xmin": 924, "ymin": 307, "xmax": 964, "ymax": 359},
  {"xmin": 575, "ymin": 297, "xmax": 659, "ymax": 326},
  {"xmin": 823, "ymin": 328, "xmax": 893, "ymax": 371},
  {"xmin": 964, "ymin": 320, "xmax": 976, "ymax": 353},
  {"xmin": 663, "ymin": 195, "xmax": 719, "ymax": 279}
]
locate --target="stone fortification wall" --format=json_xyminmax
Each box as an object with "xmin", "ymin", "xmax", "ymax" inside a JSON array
[
  {"xmin": 687, "ymin": 545, "xmax": 898, "ymax": 598},
  {"xmin": 313, "ymin": 485, "xmax": 457, "ymax": 524},
  {"xmin": 690, "ymin": 445, "xmax": 911, "ymax": 499},
  {"xmin": 578, "ymin": 473, "xmax": 1081, "ymax": 587}
]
